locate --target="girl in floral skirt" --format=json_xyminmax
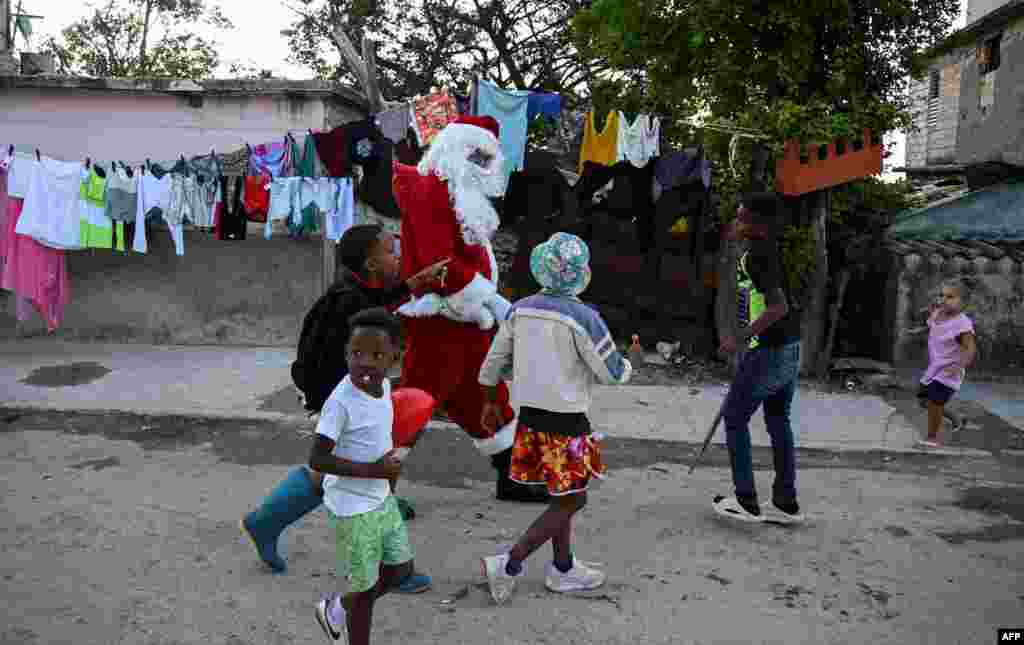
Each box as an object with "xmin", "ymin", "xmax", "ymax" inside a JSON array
[{"xmin": 477, "ymin": 232, "xmax": 635, "ymax": 604}]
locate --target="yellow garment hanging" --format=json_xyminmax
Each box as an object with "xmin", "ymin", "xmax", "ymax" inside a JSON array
[{"xmin": 578, "ymin": 110, "xmax": 620, "ymax": 173}]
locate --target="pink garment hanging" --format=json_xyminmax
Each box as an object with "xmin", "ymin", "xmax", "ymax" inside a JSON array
[{"xmin": 2, "ymin": 196, "xmax": 69, "ymax": 332}]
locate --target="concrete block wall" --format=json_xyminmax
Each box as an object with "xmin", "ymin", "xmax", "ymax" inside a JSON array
[
  {"xmin": 889, "ymin": 247, "xmax": 1024, "ymax": 368},
  {"xmin": 957, "ymin": 15, "xmax": 1024, "ymax": 167}
]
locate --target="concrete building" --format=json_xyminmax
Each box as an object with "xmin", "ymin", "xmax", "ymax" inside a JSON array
[
  {"xmin": 0, "ymin": 75, "xmax": 375, "ymax": 346},
  {"xmin": 904, "ymin": 0, "xmax": 1024, "ymax": 173}
]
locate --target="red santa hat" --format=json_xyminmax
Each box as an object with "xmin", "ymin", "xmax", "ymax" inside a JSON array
[{"xmin": 452, "ymin": 115, "xmax": 500, "ymax": 140}]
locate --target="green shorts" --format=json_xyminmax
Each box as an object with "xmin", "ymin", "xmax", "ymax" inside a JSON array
[{"xmin": 329, "ymin": 496, "xmax": 413, "ymax": 593}]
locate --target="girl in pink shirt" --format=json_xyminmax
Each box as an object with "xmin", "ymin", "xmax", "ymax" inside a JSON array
[{"xmin": 917, "ymin": 279, "xmax": 977, "ymax": 448}]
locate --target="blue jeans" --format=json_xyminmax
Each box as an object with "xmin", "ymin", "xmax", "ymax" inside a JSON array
[{"xmin": 722, "ymin": 342, "xmax": 801, "ymax": 505}]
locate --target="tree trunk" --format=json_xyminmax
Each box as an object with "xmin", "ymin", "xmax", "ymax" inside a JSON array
[
  {"xmin": 138, "ymin": 0, "xmax": 154, "ymax": 75},
  {"xmin": 816, "ymin": 267, "xmax": 850, "ymax": 381},
  {"xmin": 801, "ymin": 189, "xmax": 830, "ymax": 375}
]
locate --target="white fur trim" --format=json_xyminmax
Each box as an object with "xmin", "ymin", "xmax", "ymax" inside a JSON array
[
  {"xmin": 396, "ymin": 293, "xmax": 442, "ymax": 318},
  {"xmin": 473, "ymin": 418, "xmax": 517, "ymax": 456},
  {"xmin": 483, "ymin": 239, "xmax": 499, "ymax": 284},
  {"xmin": 445, "ymin": 273, "xmax": 496, "ymax": 319}
]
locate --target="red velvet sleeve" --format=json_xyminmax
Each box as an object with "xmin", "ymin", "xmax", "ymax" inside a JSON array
[{"xmin": 393, "ymin": 164, "xmax": 480, "ymax": 297}]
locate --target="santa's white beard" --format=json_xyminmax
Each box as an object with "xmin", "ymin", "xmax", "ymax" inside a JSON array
[{"xmin": 450, "ymin": 172, "xmax": 501, "ymax": 246}]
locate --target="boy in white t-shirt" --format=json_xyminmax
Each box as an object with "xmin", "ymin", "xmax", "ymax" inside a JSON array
[{"xmin": 309, "ymin": 307, "xmax": 430, "ymax": 645}]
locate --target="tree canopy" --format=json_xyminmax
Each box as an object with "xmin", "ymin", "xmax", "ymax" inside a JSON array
[
  {"xmin": 573, "ymin": 0, "xmax": 960, "ymax": 148},
  {"xmin": 284, "ymin": 0, "xmax": 606, "ymax": 99},
  {"xmin": 47, "ymin": 0, "xmax": 232, "ymax": 78}
]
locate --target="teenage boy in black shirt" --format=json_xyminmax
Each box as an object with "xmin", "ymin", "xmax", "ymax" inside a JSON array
[{"xmin": 713, "ymin": 192, "xmax": 804, "ymax": 525}]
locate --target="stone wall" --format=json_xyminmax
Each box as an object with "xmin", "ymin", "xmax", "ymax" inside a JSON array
[{"xmin": 887, "ymin": 239, "xmax": 1024, "ymax": 368}]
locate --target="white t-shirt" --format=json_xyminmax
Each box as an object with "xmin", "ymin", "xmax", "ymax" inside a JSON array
[
  {"xmin": 134, "ymin": 174, "xmax": 171, "ymax": 254},
  {"xmin": 316, "ymin": 376, "xmax": 394, "ymax": 518},
  {"xmin": 5, "ymin": 153, "xmax": 35, "ymax": 199},
  {"xmin": 16, "ymin": 158, "xmax": 85, "ymax": 250}
]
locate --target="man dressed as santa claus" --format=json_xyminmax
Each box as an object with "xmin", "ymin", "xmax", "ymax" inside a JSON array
[{"xmin": 393, "ymin": 115, "xmax": 548, "ymax": 503}]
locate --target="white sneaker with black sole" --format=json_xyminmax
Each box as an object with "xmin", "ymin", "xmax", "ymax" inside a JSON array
[{"xmin": 314, "ymin": 594, "xmax": 347, "ymax": 643}]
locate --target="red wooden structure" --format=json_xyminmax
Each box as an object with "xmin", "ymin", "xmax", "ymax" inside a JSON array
[{"xmin": 775, "ymin": 129, "xmax": 883, "ymax": 196}]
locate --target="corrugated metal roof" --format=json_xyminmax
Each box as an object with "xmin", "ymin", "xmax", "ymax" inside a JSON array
[{"xmin": 887, "ymin": 179, "xmax": 1024, "ymax": 242}]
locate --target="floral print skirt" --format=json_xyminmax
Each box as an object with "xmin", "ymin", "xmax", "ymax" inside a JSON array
[{"xmin": 509, "ymin": 423, "xmax": 606, "ymax": 496}]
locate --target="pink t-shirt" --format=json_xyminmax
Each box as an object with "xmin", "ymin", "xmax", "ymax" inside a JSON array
[{"xmin": 921, "ymin": 312, "xmax": 974, "ymax": 390}]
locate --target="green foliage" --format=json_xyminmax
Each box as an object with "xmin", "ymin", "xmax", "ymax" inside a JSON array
[
  {"xmin": 780, "ymin": 224, "xmax": 817, "ymax": 308},
  {"xmin": 46, "ymin": 0, "xmax": 231, "ymax": 79},
  {"xmin": 574, "ymin": 0, "xmax": 960, "ymax": 149},
  {"xmin": 830, "ymin": 177, "xmax": 915, "ymax": 225}
]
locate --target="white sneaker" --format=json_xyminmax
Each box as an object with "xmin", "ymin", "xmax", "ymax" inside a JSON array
[
  {"xmin": 481, "ymin": 554, "xmax": 520, "ymax": 605},
  {"xmin": 314, "ymin": 594, "xmax": 347, "ymax": 643},
  {"xmin": 545, "ymin": 559, "xmax": 606, "ymax": 593}
]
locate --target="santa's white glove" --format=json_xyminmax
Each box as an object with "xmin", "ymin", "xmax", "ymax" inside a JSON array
[
  {"xmin": 396, "ymin": 293, "xmax": 443, "ymax": 318},
  {"xmin": 484, "ymin": 292, "xmax": 512, "ymax": 323},
  {"xmin": 473, "ymin": 306, "xmax": 496, "ymax": 331}
]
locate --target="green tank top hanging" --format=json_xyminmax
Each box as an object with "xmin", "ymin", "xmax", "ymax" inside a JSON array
[
  {"xmin": 290, "ymin": 135, "xmax": 320, "ymax": 235},
  {"xmin": 737, "ymin": 251, "xmax": 764, "ymax": 349}
]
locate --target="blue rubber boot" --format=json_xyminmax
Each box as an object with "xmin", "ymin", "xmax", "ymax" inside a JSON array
[{"xmin": 241, "ymin": 466, "xmax": 323, "ymax": 573}]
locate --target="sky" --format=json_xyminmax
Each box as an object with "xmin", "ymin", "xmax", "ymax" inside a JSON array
[{"xmin": 17, "ymin": 0, "xmax": 970, "ymax": 176}]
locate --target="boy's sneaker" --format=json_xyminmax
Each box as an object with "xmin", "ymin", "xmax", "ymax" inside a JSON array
[
  {"xmin": 314, "ymin": 594, "xmax": 346, "ymax": 643},
  {"xmin": 765, "ymin": 500, "xmax": 805, "ymax": 525},
  {"xmin": 396, "ymin": 572, "xmax": 433, "ymax": 594},
  {"xmin": 712, "ymin": 495, "xmax": 763, "ymax": 523},
  {"xmin": 480, "ymin": 554, "xmax": 520, "ymax": 605},
  {"xmin": 545, "ymin": 560, "xmax": 606, "ymax": 593}
]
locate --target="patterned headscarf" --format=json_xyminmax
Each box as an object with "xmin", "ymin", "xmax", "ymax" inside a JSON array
[{"xmin": 530, "ymin": 232, "xmax": 592, "ymax": 297}]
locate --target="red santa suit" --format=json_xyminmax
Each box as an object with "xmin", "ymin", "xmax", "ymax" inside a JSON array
[{"xmin": 391, "ymin": 116, "xmax": 517, "ymax": 457}]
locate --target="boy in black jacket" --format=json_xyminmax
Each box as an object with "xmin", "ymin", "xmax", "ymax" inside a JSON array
[{"xmin": 241, "ymin": 224, "xmax": 448, "ymax": 576}]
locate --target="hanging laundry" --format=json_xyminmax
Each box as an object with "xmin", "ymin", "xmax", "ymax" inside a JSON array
[
  {"xmin": 347, "ymin": 119, "xmax": 382, "ymax": 167},
  {"xmin": 5, "ymin": 151, "xmax": 34, "ymax": 199},
  {"xmin": 578, "ymin": 110, "xmax": 620, "ymax": 172},
  {"xmin": 16, "ymin": 157, "xmax": 86, "ymax": 251},
  {"xmin": 503, "ymin": 165, "xmax": 576, "ymax": 229},
  {"xmin": 323, "ymin": 178, "xmax": 355, "ymax": 242},
  {"xmin": 134, "ymin": 172, "xmax": 171, "ymax": 253},
  {"xmin": 412, "ymin": 90, "xmax": 459, "ymax": 146},
  {"xmin": 654, "ymin": 147, "xmax": 712, "ymax": 194},
  {"xmin": 313, "ymin": 126, "xmax": 353, "ymax": 177},
  {"xmin": 3, "ymin": 191, "xmax": 70, "ymax": 332},
  {"xmin": 375, "ymin": 105, "xmax": 414, "ymax": 144},
  {"xmin": 557, "ymin": 109, "xmax": 587, "ymax": 155},
  {"xmin": 527, "ymin": 92, "xmax": 562, "ymax": 123},
  {"xmin": 248, "ymin": 140, "xmax": 292, "ymax": 178},
  {"xmin": 243, "ymin": 174, "xmax": 270, "ymax": 223},
  {"xmin": 288, "ymin": 134, "xmax": 320, "ymax": 236},
  {"xmin": 358, "ymin": 140, "xmax": 402, "ymax": 220},
  {"xmin": 476, "ymin": 79, "xmax": 531, "ymax": 182},
  {"xmin": 643, "ymin": 116, "xmax": 661, "ymax": 162},
  {"xmin": 454, "ymin": 93, "xmax": 472, "ymax": 116},
  {"xmin": 105, "ymin": 165, "xmax": 138, "ymax": 224},
  {"xmin": 79, "ymin": 165, "xmax": 123, "ymax": 251},
  {"xmin": 187, "ymin": 153, "xmax": 223, "ymax": 228},
  {"xmin": 265, "ymin": 176, "xmax": 300, "ymax": 239},
  {"xmin": 216, "ymin": 176, "xmax": 247, "ymax": 241},
  {"xmin": 0, "ymin": 155, "xmax": 11, "ymax": 280},
  {"xmin": 617, "ymin": 112, "xmax": 652, "ymax": 167}
]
